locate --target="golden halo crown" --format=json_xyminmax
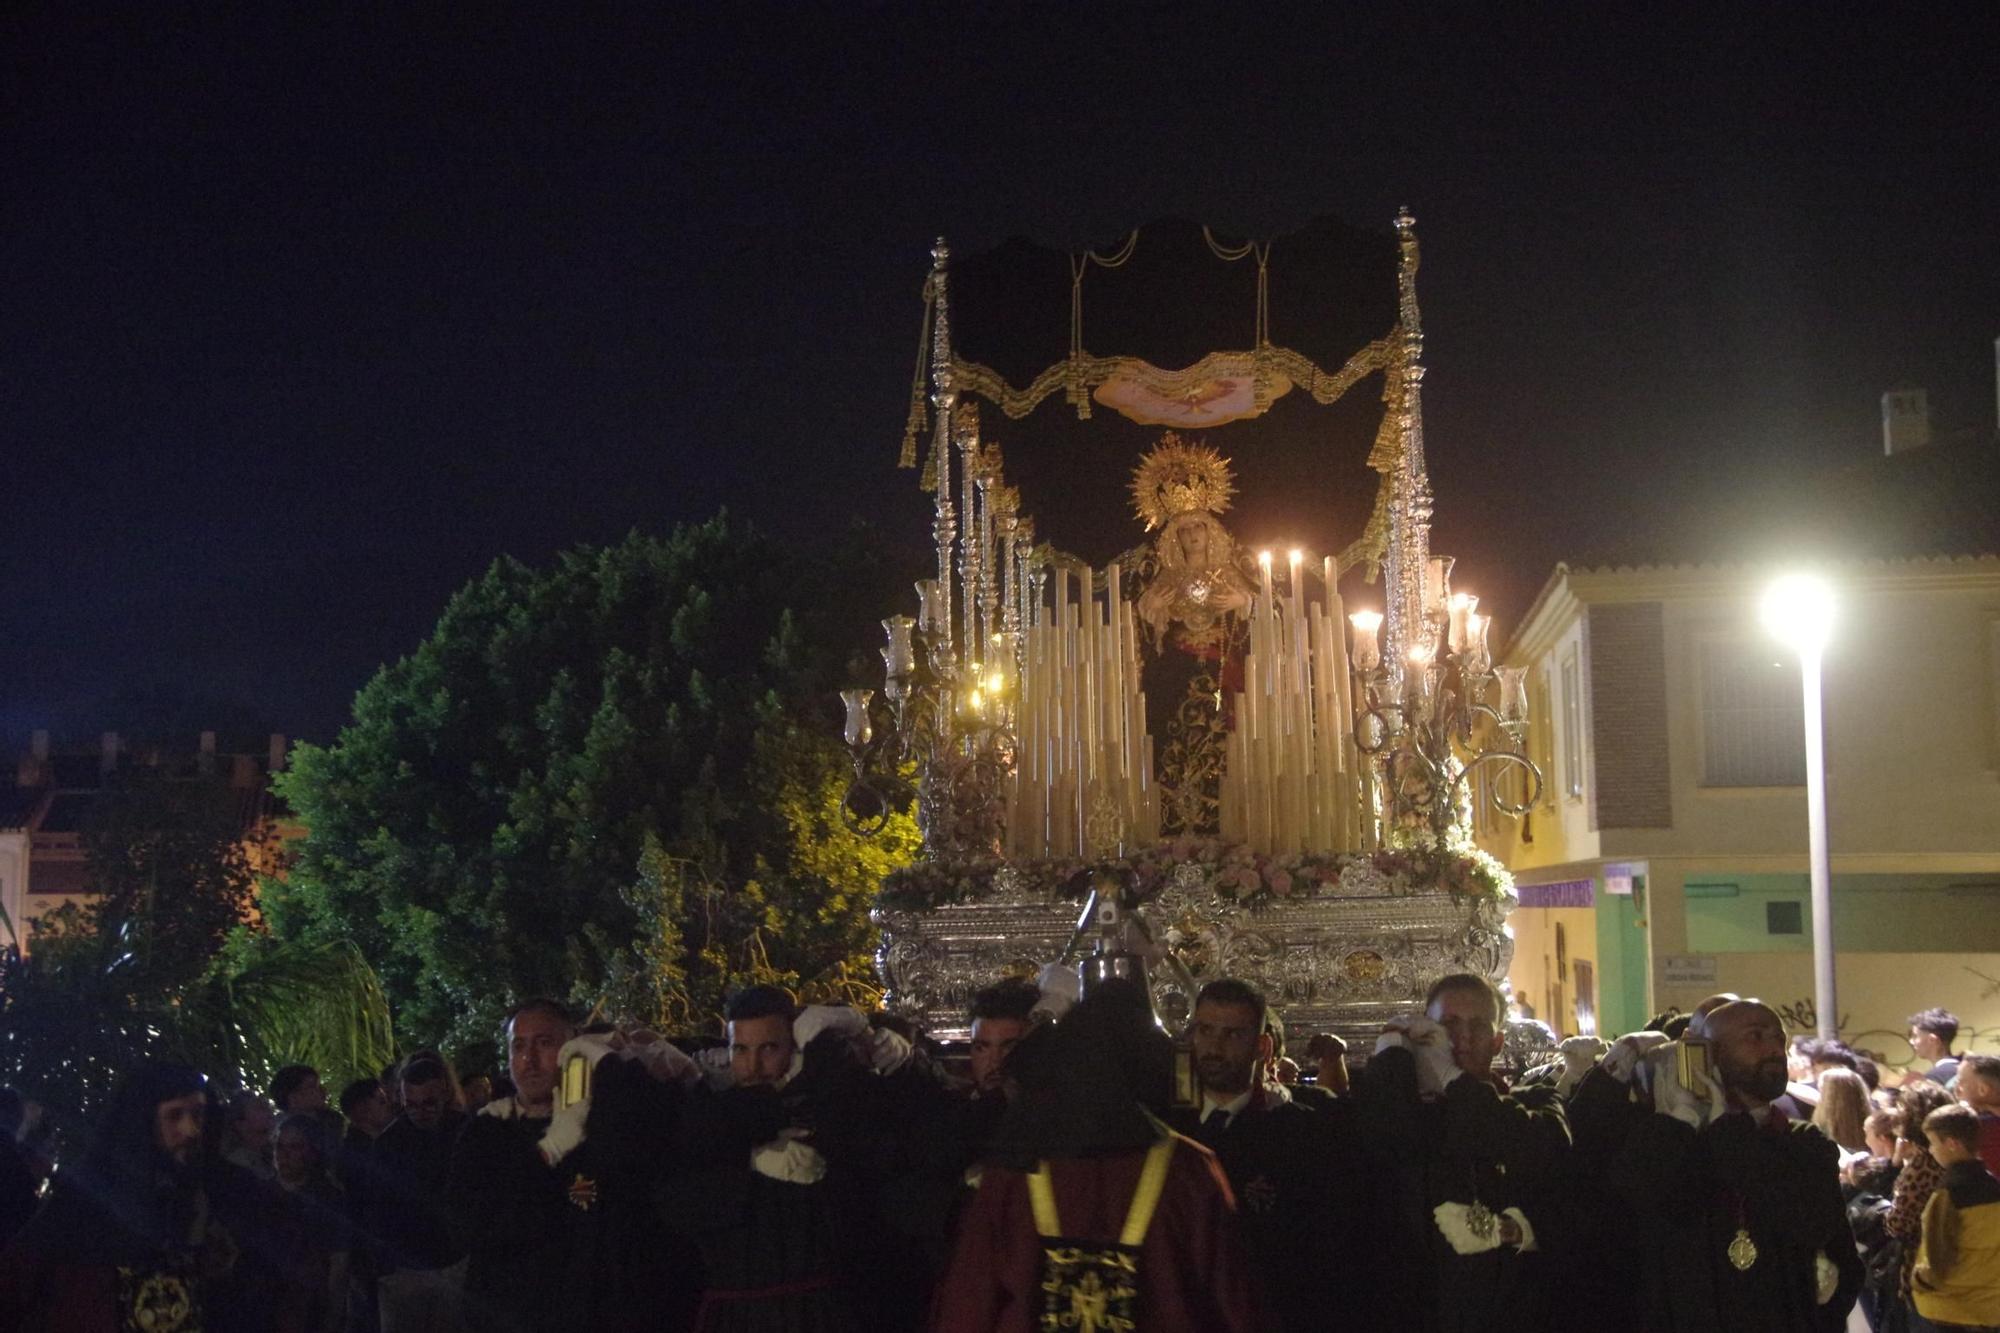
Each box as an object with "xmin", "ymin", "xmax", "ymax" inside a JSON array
[{"xmin": 1130, "ymin": 433, "xmax": 1236, "ymax": 531}]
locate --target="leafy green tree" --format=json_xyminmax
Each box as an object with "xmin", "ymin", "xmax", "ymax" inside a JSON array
[{"xmin": 268, "ymin": 516, "xmax": 919, "ymax": 1064}]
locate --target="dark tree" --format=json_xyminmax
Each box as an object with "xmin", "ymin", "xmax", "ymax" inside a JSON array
[
  {"xmin": 267, "ymin": 515, "xmax": 918, "ymax": 1062},
  {"xmin": 0, "ymin": 768, "xmax": 391, "ymax": 1144}
]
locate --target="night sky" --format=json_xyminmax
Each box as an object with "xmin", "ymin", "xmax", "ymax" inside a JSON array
[{"xmin": 5, "ymin": 8, "xmax": 1996, "ymax": 746}]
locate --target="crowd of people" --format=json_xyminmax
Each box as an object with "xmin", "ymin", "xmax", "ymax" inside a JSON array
[{"xmin": 0, "ymin": 977, "xmax": 1995, "ymax": 1333}]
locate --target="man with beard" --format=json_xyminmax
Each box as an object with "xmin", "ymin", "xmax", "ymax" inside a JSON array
[
  {"xmin": 0, "ymin": 1063, "xmax": 225, "ymax": 1331},
  {"xmin": 1165, "ymin": 978, "xmax": 1376, "ymax": 1331},
  {"xmin": 372, "ymin": 1056, "xmax": 470, "ymax": 1330},
  {"xmin": 1612, "ymin": 999, "xmax": 1861, "ymax": 1331},
  {"xmin": 1357, "ymin": 972, "xmax": 1571, "ymax": 1333}
]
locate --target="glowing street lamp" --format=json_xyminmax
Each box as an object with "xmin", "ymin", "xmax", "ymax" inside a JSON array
[{"xmin": 1760, "ymin": 573, "xmax": 1837, "ymax": 1039}]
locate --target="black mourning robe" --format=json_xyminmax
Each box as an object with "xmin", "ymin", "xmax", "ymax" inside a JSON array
[
  {"xmin": 1167, "ymin": 1087, "xmax": 1383, "ymax": 1332},
  {"xmin": 1612, "ymin": 1106, "xmax": 1861, "ymax": 1332},
  {"xmin": 1354, "ymin": 1049, "xmax": 1573, "ymax": 1333}
]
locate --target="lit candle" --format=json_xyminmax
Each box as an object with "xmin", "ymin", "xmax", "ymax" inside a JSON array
[
  {"xmin": 989, "ymin": 631, "xmax": 1018, "ymax": 697},
  {"xmin": 1466, "ymin": 614, "xmax": 1491, "ymax": 673},
  {"xmin": 1448, "ymin": 593, "xmax": 1479, "ymax": 653},
  {"xmin": 1407, "ymin": 645, "xmax": 1436, "ymax": 708},
  {"xmin": 1348, "ymin": 610, "xmax": 1382, "ymax": 671},
  {"xmin": 839, "ymin": 689, "xmax": 874, "ymax": 748}
]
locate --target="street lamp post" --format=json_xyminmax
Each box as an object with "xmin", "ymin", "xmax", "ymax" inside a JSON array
[{"xmin": 1761, "ymin": 573, "xmax": 1837, "ymax": 1040}]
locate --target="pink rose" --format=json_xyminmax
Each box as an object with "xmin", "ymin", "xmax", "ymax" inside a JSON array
[{"xmin": 1268, "ymin": 868, "xmax": 1294, "ymax": 896}]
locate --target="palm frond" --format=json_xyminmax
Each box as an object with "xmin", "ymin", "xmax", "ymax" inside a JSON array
[{"xmin": 177, "ymin": 939, "xmax": 397, "ymax": 1093}]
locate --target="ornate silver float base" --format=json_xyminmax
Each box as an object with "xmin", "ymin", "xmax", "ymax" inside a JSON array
[{"xmin": 874, "ymin": 871, "xmax": 1517, "ymax": 1062}]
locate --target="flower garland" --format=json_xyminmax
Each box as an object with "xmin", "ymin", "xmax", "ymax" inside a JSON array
[{"xmin": 875, "ymin": 834, "xmax": 1513, "ymax": 914}]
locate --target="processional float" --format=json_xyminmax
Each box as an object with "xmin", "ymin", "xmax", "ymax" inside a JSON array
[{"xmin": 842, "ymin": 212, "xmax": 1548, "ymax": 1064}]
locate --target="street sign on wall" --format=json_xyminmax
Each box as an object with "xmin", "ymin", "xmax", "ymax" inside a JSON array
[{"xmin": 1660, "ymin": 954, "xmax": 1719, "ymax": 986}]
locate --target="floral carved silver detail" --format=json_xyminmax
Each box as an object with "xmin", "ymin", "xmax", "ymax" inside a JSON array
[{"xmin": 876, "ymin": 872, "xmax": 1514, "ymax": 1061}]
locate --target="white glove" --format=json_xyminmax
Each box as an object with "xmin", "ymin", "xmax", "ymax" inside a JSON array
[
  {"xmin": 1558, "ymin": 1036, "xmax": 1609, "ymax": 1083},
  {"xmin": 1433, "ymin": 1201, "xmax": 1503, "ymax": 1255},
  {"xmin": 1634, "ymin": 1043, "xmax": 1679, "ymax": 1102},
  {"xmin": 1032, "ymin": 963, "xmax": 1079, "ymax": 1022},
  {"xmin": 1404, "ymin": 1017, "xmax": 1464, "ymax": 1097},
  {"xmin": 869, "ymin": 1026, "xmax": 913, "ymax": 1076},
  {"xmin": 793, "ymin": 1004, "xmax": 868, "ymax": 1049},
  {"xmin": 1814, "ymin": 1250, "xmax": 1838, "ymax": 1305},
  {"xmin": 538, "ymin": 1097, "xmax": 590, "ymax": 1166},
  {"xmin": 1601, "ymin": 1031, "xmax": 1669, "ymax": 1084},
  {"xmin": 750, "ymin": 1131, "xmax": 828, "ymax": 1185},
  {"xmin": 1560, "ymin": 1032, "xmax": 1608, "ymax": 1072}
]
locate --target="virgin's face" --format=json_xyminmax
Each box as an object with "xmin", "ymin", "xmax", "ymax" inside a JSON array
[{"xmin": 1178, "ymin": 524, "xmax": 1209, "ymax": 565}]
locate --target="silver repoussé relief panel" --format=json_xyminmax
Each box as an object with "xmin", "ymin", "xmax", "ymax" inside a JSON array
[{"xmin": 874, "ymin": 868, "xmax": 1516, "ymax": 1061}]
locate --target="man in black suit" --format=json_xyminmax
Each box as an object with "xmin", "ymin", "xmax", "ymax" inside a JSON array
[
  {"xmin": 1167, "ymin": 977, "xmax": 1378, "ymax": 1332},
  {"xmin": 1357, "ymin": 972, "xmax": 1571, "ymax": 1333}
]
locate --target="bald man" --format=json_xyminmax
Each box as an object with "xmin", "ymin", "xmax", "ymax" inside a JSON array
[{"xmin": 1607, "ymin": 1000, "xmax": 1861, "ymax": 1331}]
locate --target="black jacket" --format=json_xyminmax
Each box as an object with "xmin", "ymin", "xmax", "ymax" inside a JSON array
[
  {"xmin": 1354, "ymin": 1050, "xmax": 1573, "ymax": 1333},
  {"xmin": 1168, "ymin": 1088, "xmax": 1381, "ymax": 1333},
  {"xmin": 1613, "ymin": 1107, "xmax": 1862, "ymax": 1332}
]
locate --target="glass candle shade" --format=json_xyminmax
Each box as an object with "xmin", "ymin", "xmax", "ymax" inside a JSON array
[
  {"xmin": 882, "ymin": 615, "xmax": 918, "ymax": 677},
  {"xmin": 840, "ymin": 689, "xmax": 875, "ymax": 749},
  {"xmin": 1495, "ymin": 666, "xmax": 1529, "ymax": 722},
  {"xmin": 1349, "ymin": 611, "xmax": 1383, "ymax": 671}
]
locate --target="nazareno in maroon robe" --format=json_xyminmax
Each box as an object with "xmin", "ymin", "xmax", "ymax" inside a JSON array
[{"xmin": 927, "ymin": 1133, "xmax": 1265, "ymax": 1333}]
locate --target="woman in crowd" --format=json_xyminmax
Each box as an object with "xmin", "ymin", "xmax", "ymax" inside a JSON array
[
  {"xmin": 1817, "ymin": 1068, "xmax": 1872, "ymax": 1156},
  {"xmin": 1884, "ymin": 1081, "xmax": 1957, "ymax": 1332}
]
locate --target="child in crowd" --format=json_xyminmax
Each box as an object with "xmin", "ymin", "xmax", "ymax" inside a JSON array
[{"xmin": 1911, "ymin": 1103, "xmax": 2000, "ymax": 1331}]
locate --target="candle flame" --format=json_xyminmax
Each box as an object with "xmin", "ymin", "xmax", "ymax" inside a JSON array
[{"xmin": 1258, "ymin": 549, "xmax": 1273, "ymax": 567}]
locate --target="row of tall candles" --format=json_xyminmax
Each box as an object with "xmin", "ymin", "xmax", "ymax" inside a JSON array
[
  {"xmin": 896, "ymin": 550, "xmax": 1510, "ymax": 858},
  {"xmin": 1220, "ymin": 552, "xmax": 1370, "ymax": 855},
  {"xmin": 1000, "ymin": 549, "xmax": 1377, "ymax": 859},
  {"xmin": 1006, "ymin": 562, "xmax": 1159, "ymax": 859}
]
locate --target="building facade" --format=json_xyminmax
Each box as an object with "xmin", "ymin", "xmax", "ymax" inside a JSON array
[
  {"xmin": 1477, "ymin": 558, "xmax": 2000, "ymax": 1066},
  {"xmin": 1, "ymin": 730, "xmax": 295, "ymax": 951}
]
